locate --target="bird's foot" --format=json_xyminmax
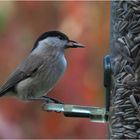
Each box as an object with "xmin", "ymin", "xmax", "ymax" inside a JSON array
[
  {"xmin": 29, "ymin": 96, "xmax": 63, "ymax": 104},
  {"xmin": 41, "ymin": 96, "xmax": 64, "ymax": 104}
]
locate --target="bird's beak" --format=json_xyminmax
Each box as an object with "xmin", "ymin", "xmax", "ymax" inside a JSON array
[{"xmin": 65, "ymin": 40, "xmax": 85, "ymax": 49}]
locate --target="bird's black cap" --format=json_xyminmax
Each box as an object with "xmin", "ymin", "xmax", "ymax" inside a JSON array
[{"xmin": 32, "ymin": 31, "xmax": 69, "ymax": 51}]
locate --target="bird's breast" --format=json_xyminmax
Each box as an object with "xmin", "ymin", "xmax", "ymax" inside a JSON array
[
  {"xmin": 41, "ymin": 54, "xmax": 67, "ymax": 88},
  {"xmin": 60, "ymin": 54, "xmax": 67, "ymax": 71}
]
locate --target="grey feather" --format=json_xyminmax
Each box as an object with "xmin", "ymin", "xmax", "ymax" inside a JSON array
[{"xmin": 0, "ymin": 54, "xmax": 43, "ymax": 96}]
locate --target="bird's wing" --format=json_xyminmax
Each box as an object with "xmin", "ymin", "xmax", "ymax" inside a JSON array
[{"xmin": 0, "ymin": 54, "xmax": 44, "ymax": 96}]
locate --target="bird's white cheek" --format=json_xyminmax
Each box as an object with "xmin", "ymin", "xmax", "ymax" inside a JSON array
[{"xmin": 32, "ymin": 44, "xmax": 46, "ymax": 55}]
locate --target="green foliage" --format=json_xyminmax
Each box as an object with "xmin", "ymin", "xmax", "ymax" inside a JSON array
[{"xmin": 0, "ymin": 12, "xmax": 7, "ymax": 32}]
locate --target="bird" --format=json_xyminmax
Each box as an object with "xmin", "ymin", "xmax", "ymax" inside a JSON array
[{"xmin": 0, "ymin": 31, "xmax": 85, "ymax": 103}]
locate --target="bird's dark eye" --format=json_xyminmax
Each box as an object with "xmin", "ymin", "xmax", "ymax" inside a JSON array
[{"xmin": 58, "ymin": 36, "xmax": 63, "ymax": 40}]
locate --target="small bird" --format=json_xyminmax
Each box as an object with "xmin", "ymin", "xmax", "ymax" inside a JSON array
[{"xmin": 0, "ymin": 31, "xmax": 84, "ymax": 103}]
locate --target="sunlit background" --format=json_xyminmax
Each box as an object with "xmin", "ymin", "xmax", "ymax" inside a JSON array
[{"xmin": 0, "ymin": 1, "xmax": 110, "ymax": 139}]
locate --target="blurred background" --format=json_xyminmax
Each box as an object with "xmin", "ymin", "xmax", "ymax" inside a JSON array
[{"xmin": 0, "ymin": 1, "xmax": 110, "ymax": 139}]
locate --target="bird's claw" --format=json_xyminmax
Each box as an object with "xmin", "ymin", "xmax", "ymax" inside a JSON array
[
  {"xmin": 28, "ymin": 96, "xmax": 64, "ymax": 104},
  {"xmin": 41, "ymin": 96, "xmax": 64, "ymax": 104}
]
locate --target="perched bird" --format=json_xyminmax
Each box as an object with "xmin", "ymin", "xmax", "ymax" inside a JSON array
[{"xmin": 0, "ymin": 31, "xmax": 84, "ymax": 103}]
